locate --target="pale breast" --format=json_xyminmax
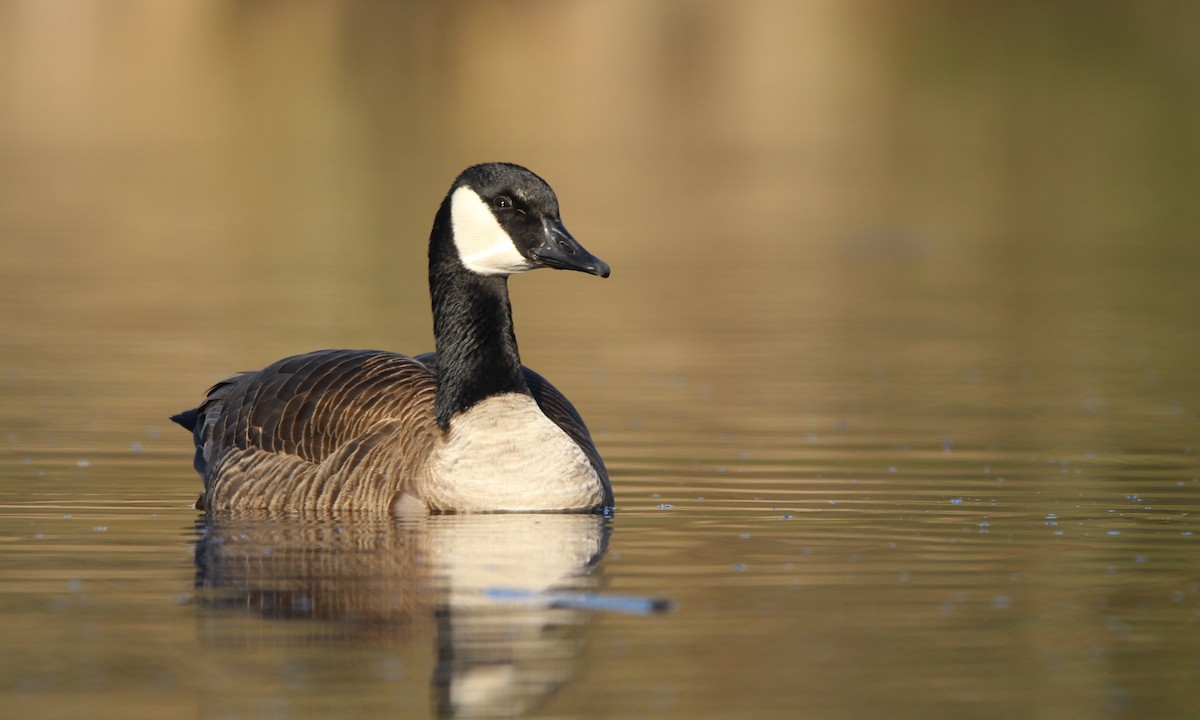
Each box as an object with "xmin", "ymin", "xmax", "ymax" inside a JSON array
[{"xmin": 422, "ymin": 393, "xmax": 605, "ymax": 512}]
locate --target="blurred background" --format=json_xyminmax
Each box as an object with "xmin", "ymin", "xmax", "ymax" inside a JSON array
[
  {"xmin": 2, "ymin": 0, "xmax": 1198, "ymax": 458},
  {"xmin": 2, "ymin": 2, "xmax": 1199, "ymax": 718}
]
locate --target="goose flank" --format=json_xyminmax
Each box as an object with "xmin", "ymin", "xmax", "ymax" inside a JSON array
[{"xmin": 172, "ymin": 163, "xmax": 613, "ymax": 514}]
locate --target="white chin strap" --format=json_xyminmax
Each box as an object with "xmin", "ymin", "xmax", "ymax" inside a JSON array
[{"xmin": 450, "ymin": 187, "xmax": 533, "ymax": 276}]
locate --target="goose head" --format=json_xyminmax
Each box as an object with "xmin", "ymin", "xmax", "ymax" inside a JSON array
[{"xmin": 446, "ymin": 163, "xmax": 610, "ymax": 279}]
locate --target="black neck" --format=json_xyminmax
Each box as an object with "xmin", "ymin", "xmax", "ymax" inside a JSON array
[{"xmin": 428, "ymin": 199, "xmax": 530, "ymax": 430}]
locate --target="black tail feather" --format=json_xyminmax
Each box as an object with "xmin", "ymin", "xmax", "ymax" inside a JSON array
[{"xmin": 170, "ymin": 408, "xmax": 199, "ymax": 432}]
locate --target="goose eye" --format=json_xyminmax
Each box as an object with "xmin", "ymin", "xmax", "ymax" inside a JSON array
[{"xmin": 493, "ymin": 196, "xmax": 513, "ymax": 210}]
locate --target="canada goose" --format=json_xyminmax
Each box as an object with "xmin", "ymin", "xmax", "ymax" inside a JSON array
[{"xmin": 172, "ymin": 162, "xmax": 613, "ymax": 514}]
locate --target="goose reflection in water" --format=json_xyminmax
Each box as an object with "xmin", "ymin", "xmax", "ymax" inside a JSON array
[{"xmin": 192, "ymin": 512, "xmax": 637, "ymax": 717}]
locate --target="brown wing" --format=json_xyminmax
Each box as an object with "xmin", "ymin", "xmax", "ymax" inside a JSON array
[{"xmin": 177, "ymin": 350, "xmax": 439, "ymax": 512}]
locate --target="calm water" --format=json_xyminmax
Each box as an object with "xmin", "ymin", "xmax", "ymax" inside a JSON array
[{"xmin": 2, "ymin": 2, "xmax": 1199, "ymax": 718}]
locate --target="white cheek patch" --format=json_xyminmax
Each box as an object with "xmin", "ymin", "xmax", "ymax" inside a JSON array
[{"xmin": 450, "ymin": 186, "xmax": 533, "ymax": 276}]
